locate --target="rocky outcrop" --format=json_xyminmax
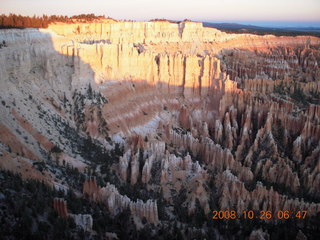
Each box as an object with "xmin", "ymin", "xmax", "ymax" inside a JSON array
[
  {"xmin": 53, "ymin": 198, "xmax": 68, "ymax": 218},
  {"xmin": 49, "ymin": 21, "xmax": 213, "ymax": 44},
  {"xmin": 219, "ymin": 98, "xmax": 318, "ymax": 197},
  {"xmin": 119, "ymin": 150, "xmax": 131, "ymax": 182},
  {"xmin": 179, "ymin": 106, "xmax": 192, "ymax": 130},
  {"xmin": 166, "ymin": 127, "xmax": 253, "ymax": 182},
  {"xmin": 307, "ymin": 104, "xmax": 320, "ymax": 124},
  {"xmin": 222, "ymin": 46, "xmax": 320, "ymax": 83},
  {"xmin": 83, "ymin": 178, "xmax": 159, "ymax": 223},
  {"xmin": 141, "ymin": 153, "xmax": 156, "ymax": 184},
  {"xmin": 114, "ymin": 140, "xmax": 211, "ymax": 214},
  {"xmin": 53, "ymin": 198, "xmax": 93, "ymax": 231},
  {"xmin": 300, "ymin": 144, "xmax": 320, "ymax": 199},
  {"xmin": 69, "ymin": 214, "xmax": 93, "ymax": 232},
  {"xmin": 249, "ymin": 229, "xmax": 269, "ymax": 240},
  {"xmin": 118, "ymin": 141, "xmax": 166, "ymax": 185},
  {"xmin": 216, "ymin": 170, "xmax": 320, "ymax": 219},
  {"xmin": 47, "ymin": 20, "xmax": 320, "ymax": 50},
  {"xmin": 160, "ymin": 152, "xmax": 210, "ymax": 214}
]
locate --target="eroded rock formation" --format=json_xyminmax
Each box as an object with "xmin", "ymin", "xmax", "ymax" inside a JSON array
[
  {"xmin": 83, "ymin": 177, "xmax": 159, "ymax": 223},
  {"xmin": 1, "ymin": 19, "xmax": 319, "ymax": 238},
  {"xmin": 53, "ymin": 198, "xmax": 93, "ymax": 231},
  {"xmin": 53, "ymin": 198, "xmax": 68, "ymax": 218}
]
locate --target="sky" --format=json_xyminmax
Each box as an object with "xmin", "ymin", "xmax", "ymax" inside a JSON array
[{"xmin": 1, "ymin": 0, "xmax": 320, "ymax": 27}]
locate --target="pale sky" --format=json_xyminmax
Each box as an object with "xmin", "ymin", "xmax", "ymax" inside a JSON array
[{"xmin": 1, "ymin": 0, "xmax": 320, "ymax": 24}]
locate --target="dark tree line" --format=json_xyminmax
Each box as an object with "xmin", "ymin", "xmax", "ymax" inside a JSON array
[{"xmin": 0, "ymin": 13, "xmax": 108, "ymax": 29}]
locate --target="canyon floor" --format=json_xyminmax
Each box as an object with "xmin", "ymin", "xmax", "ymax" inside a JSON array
[{"xmin": 0, "ymin": 19, "xmax": 320, "ymax": 239}]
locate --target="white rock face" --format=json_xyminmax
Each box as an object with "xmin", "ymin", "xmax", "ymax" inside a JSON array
[
  {"xmin": 142, "ymin": 154, "xmax": 155, "ymax": 183},
  {"xmin": 119, "ymin": 150, "xmax": 131, "ymax": 182},
  {"xmin": 70, "ymin": 214, "xmax": 93, "ymax": 231},
  {"xmin": 130, "ymin": 151, "xmax": 140, "ymax": 185},
  {"xmin": 83, "ymin": 178, "xmax": 159, "ymax": 223}
]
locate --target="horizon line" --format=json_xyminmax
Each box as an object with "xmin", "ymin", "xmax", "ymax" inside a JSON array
[{"xmin": 1, "ymin": 13, "xmax": 320, "ymax": 22}]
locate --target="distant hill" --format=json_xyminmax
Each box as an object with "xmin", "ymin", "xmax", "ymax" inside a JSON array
[{"xmin": 203, "ymin": 22, "xmax": 320, "ymax": 37}]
